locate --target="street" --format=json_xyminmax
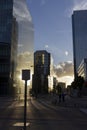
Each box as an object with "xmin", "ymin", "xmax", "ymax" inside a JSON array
[{"xmin": 0, "ymin": 97, "xmax": 87, "ymax": 130}]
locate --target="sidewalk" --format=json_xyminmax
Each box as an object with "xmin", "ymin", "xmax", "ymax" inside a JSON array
[
  {"xmin": 38, "ymin": 94, "xmax": 87, "ymax": 114},
  {"xmin": 55, "ymin": 95, "xmax": 87, "ymax": 108},
  {"xmin": 0, "ymin": 96, "xmax": 16, "ymax": 109},
  {"xmin": 0, "ymin": 96, "xmax": 15, "ymax": 102}
]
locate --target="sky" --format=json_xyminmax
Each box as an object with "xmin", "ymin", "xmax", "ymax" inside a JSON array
[
  {"xmin": 26, "ymin": 0, "xmax": 74, "ymax": 65},
  {"xmin": 26, "ymin": 0, "xmax": 87, "ymax": 64},
  {"xmin": 24, "ymin": 0, "xmax": 87, "ymax": 86},
  {"xmin": 16, "ymin": 0, "xmax": 87, "ymax": 86}
]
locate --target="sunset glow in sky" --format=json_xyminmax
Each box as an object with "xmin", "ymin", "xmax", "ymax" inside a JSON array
[
  {"xmin": 25, "ymin": 0, "xmax": 87, "ymax": 85},
  {"xmin": 16, "ymin": 0, "xmax": 87, "ymax": 86}
]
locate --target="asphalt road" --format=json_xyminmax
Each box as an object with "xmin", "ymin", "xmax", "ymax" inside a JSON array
[{"xmin": 0, "ymin": 97, "xmax": 87, "ymax": 130}]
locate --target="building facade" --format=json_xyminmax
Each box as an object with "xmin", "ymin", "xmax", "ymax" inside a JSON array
[
  {"xmin": 0, "ymin": 0, "xmax": 18, "ymax": 95},
  {"xmin": 13, "ymin": 0, "xmax": 34, "ymax": 95},
  {"xmin": 78, "ymin": 58, "xmax": 87, "ymax": 81},
  {"xmin": 72, "ymin": 10, "xmax": 87, "ymax": 79},
  {"xmin": 32, "ymin": 50, "xmax": 50, "ymax": 95}
]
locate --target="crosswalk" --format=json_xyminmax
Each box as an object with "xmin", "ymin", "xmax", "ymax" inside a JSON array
[
  {"xmin": 31, "ymin": 99, "xmax": 48, "ymax": 110},
  {"xmin": 5, "ymin": 98, "xmax": 64, "ymax": 111}
]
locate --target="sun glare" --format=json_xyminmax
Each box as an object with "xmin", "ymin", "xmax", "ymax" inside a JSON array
[
  {"xmin": 58, "ymin": 76, "xmax": 74, "ymax": 87},
  {"xmin": 18, "ymin": 74, "xmax": 22, "ymax": 80}
]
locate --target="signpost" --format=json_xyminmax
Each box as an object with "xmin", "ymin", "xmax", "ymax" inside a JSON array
[{"xmin": 22, "ymin": 69, "xmax": 30, "ymax": 130}]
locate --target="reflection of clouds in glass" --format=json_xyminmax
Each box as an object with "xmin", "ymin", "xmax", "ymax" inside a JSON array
[
  {"xmin": 13, "ymin": 0, "xmax": 32, "ymax": 22},
  {"xmin": 17, "ymin": 52, "xmax": 33, "ymax": 70},
  {"xmin": 18, "ymin": 20, "xmax": 34, "ymax": 53},
  {"xmin": 18, "ymin": 44, "xmax": 24, "ymax": 48},
  {"xmin": 13, "ymin": 0, "xmax": 34, "ymax": 54}
]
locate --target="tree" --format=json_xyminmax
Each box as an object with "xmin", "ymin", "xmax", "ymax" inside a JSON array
[{"xmin": 71, "ymin": 76, "xmax": 84, "ymax": 97}]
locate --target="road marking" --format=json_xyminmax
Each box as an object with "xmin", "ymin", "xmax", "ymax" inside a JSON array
[
  {"xmin": 13, "ymin": 122, "xmax": 30, "ymax": 126},
  {"xmin": 31, "ymin": 99, "xmax": 47, "ymax": 110},
  {"xmin": 8, "ymin": 102, "xmax": 29, "ymax": 108}
]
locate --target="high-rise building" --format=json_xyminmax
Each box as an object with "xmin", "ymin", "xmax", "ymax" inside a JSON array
[
  {"xmin": 0, "ymin": 0, "xmax": 34, "ymax": 95},
  {"xmin": 78, "ymin": 58, "xmax": 87, "ymax": 81},
  {"xmin": 34, "ymin": 50, "xmax": 50, "ymax": 76},
  {"xmin": 72, "ymin": 10, "xmax": 87, "ymax": 78},
  {"xmin": 0, "ymin": 0, "xmax": 18, "ymax": 95},
  {"xmin": 32, "ymin": 50, "xmax": 50, "ymax": 94},
  {"xmin": 14, "ymin": 0, "xmax": 34, "ymax": 94}
]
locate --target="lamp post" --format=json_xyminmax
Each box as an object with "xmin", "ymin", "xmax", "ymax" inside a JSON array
[{"xmin": 22, "ymin": 69, "xmax": 30, "ymax": 130}]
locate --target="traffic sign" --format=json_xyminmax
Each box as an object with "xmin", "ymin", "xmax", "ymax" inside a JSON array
[{"xmin": 22, "ymin": 69, "xmax": 30, "ymax": 80}]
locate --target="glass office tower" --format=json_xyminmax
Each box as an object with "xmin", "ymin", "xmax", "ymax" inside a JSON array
[
  {"xmin": 0, "ymin": 0, "xmax": 18, "ymax": 95},
  {"xmin": 72, "ymin": 10, "xmax": 87, "ymax": 78},
  {"xmin": 0, "ymin": 0, "xmax": 34, "ymax": 95},
  {"xmin": 13, "ymin": 0, "xmax": 34, "ymax": 54},
  {"xmin": 13, "ymin": 0, "xmax": 34, "ymax": 94},
  {"xmin": 0, "ymin": 0, "xmax": 13, "ymax": 43}
]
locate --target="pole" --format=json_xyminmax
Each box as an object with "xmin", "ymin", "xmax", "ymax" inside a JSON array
[{"xmin": 24, "ymin": 80, "xmax": 27, "ymax": 130}]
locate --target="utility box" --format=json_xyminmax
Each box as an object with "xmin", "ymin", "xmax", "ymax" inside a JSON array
[{"xmin": 22, "ymin": 69, "xmax": 30, "ymax": 80}]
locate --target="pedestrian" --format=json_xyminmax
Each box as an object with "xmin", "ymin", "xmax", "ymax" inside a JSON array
[
  {"xmin": 62, "ymin": 92, "xmax": 65, "ymax": 102},
  {"xmin": 58, "ymin": 85, "xmax": 62, "ymax": 103},
  {"xmin": 59, "ymin": 93, "xmax": 61, "ymax": 103}
]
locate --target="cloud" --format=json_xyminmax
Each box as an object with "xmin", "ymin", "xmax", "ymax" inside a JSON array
[
  {"xmin": 53, "ymin": 61, "xmax": 74, "ymax": 86},
  {"xmin": 69, "ymin": 0, "xmax": 87, "ymax": 16},
  {"xmin": 58, "ymin": 76, "xmax": 74, "ymax": 86},
  {"xmin": 40, "ymin": 0, "xmax": 46, "ymax": 6},
  {"xmin": 45, "ymin": 44, "xmax": 49, "ymax": 48},
  {"xmin": 66, "ymin": 0, "xmax": 87, "ymax": 17},
  {"xmin": 73, "ymin": 0, "xmax": 87, "ymax": 11},
  {"xmin": 53, "ymin": 61, "xmax": 74, "ymax": 77}
]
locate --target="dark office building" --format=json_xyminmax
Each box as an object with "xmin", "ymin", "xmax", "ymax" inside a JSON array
[
  {"xmin": 0, "ymin": 0, "xmax": 18, "ymax": 95},
  {"xmin": 72, "ymin": 10, "xmax": 87, "ymax": 79},
  {"xmin": 32, "ymin": 50, "xmax": 50, "ymax": 94}
]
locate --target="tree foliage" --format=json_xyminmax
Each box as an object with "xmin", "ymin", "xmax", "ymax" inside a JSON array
[{"xmin": 71, "ymin": 76, "xmax": 84, "ymax": 90}]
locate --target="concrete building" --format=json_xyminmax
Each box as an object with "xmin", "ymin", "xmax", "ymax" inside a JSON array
[
  {"xmin": 33, "ymin": 50, "xmax": 50, "ymax": 94},
  {"xmin": 72, "ymin": 10, "xmax": 87, "ymax": 79},
  {"xmin": 48, "ymin": 76, "xmax": 53, "ymax": 92},
  {"xmin": 0, "ymin": 0, "xmax": 18, "ymax": 95},
  {"xmin": 58, "ymin": 82, "xmax": 66, "ymax": 89}
]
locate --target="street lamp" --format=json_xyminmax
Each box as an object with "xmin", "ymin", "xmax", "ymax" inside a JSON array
[{"xmin": 22, "ymin": 69, "xmax": 30, "ymax": 130}]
